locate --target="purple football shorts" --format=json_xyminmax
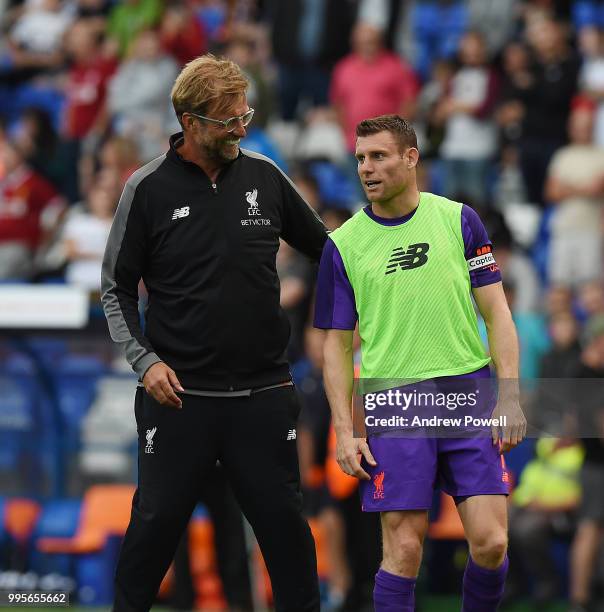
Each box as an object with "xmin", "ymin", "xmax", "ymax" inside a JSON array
[{"xmin": 359, "ymin": 366, "xmax": 510, "ymax": 511}]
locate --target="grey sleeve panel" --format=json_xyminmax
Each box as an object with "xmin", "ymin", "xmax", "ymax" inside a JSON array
[
  {"xmin": 101, "ymin": 154, "xmax": 166, "ymax": 376},
  {"xmin": 133, "ymin": 352, "xmax": 162, "ymax": 380}
]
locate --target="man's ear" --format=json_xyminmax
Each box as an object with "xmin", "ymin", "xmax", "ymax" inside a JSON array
[{"xmin": 406, "ymin": 147, "xmax": 420, "ymax": 169}]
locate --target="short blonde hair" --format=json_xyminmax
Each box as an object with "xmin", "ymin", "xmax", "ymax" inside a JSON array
[{"xmin": 171, "ymin": 54, "xmax": 249, "ymax": 125}]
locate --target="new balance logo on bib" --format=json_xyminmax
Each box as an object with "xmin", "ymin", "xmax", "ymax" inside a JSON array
[{"xmin": 385, "ymin": 243, "xmax": 430, "ymax": 274}]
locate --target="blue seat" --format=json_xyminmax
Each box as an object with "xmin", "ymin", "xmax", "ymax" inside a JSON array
[
  {"xmin": 572, "ymin": 0, "xmax": 600, "ymax": 28},
  {"xmin": 505, "ymin": 438, "xmax": 537, "ymax": 484},
  {"xmin": 0, "ymin": 84, "xmax": 65, "ymax": 131},
  {"xmin": 53, "ymin": 356, "xmax": 107, "ymax": 453},
  {"xmin": 30, "ymin": 499, "xmax": 82, "ymax": 577},
  {"xmin": 412, "ymin": 1, "xmax": 468, "ymax": 78},
  {"xmin": 242, "ymin": 127, "xmax": 288, "ymax": 172},
  {"xmin": 309, "ymin": 162, "xmax": 356, "ymax": 207},
  {"xmin": 439, "ymin": 2, "xmax": 468, "ymax": 59}
]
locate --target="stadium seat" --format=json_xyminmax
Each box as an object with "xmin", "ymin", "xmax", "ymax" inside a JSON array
[
  {"xmin": 572, "ymin": 0, "xmax": 599, "ymax": 28},
  {"xmin": 36, "ymin": 485, "xmax": 135, "ymax": 605},
  {"xmin": 242, "ymin": 127, "xmax": 288, "ymax": 172},
  {"xmin": 32, "ymin": 499, "xmax": 82, "ymax": 540},
  {"xmin": 4, "ymin": 498, "xmax": 41, "ymax": 545},
  {"xmin": 30, "ymin": 499, "xmax": 82, "ymax": 576},
  {"xmin": 308, "ymin": 162, "xmax": 356, "ymax": 208},
  {"xmin": 411, "ymin": 1, "xmax": 468, "ymax": 79},
  {"xmin": 53, "ymin": 355, "xmax": 107, "ymax": 453},
  {"xmin": 37, "ymin": 484, "xmax": 134, "ymax": 554}
]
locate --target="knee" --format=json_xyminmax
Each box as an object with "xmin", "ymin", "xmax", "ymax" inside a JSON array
[
  {"xmin": 381, "ymin": 512, "xmax": 428, "ymax": 576},
  {"xmin": 469, "ymin": 530, "xmax": 508, "ymax": 569},
  {"xmin": 383, "ymin": 533, "xmax": 424, "ymax": 576}
]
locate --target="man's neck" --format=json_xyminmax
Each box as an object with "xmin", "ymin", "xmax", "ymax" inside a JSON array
[
  {"xmin": 177, "ymin": 138, "xmax": 225, "ymax": 183},
  {"xmin": 371, "ymin": 187, "xmax": 421, "ymax": 219}
]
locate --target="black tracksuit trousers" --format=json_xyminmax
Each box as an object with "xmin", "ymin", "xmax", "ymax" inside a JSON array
[{"xmin": 113, "ymin": 386, "xmax": 320, "ymax": 612}]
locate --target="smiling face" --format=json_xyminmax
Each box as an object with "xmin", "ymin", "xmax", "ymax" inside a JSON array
[
  {"xmin": 183, "ymin": 95, "xmax": 249, "ymax": 164},
  {"xmin": 355, "ymin": 131, "xmax": 417, "ymax": 205}
]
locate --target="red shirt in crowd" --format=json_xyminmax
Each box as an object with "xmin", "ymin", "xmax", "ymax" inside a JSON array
[
  {"xmin": 330, "ymin": 51, "xmax": 419, "ymax": 151},
  {"xmin": 64, "ymin": 57, "xmax": 118, "ymax": 139},
  {"xmin": 160, "ymin": 16, "xmax": 207, "ymax": 66},
  {"xmin": 0, "ymin": 165, "xmax": 65, "ymax": 248}
]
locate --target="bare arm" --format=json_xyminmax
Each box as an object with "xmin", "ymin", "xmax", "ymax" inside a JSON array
[
  {"xmin": 473, "ymin": 282, "xmax": 526, "ymax": 451},
  {"xmin": 545, "ymin": 174, "xmax": 587, "ymax": 201},
  {"xmin": 323, "ymin": 329, "xmax": 376, "ymax": 479}
]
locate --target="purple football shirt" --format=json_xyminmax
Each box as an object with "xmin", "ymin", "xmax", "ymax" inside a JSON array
[{"xmin": 314, "ymin": 203, "xmax": 502, "ymax": 330}]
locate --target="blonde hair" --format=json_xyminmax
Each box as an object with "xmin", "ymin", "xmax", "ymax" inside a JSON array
[{"xmin": 171, "ymin": 54, "xmax": 249, "ymax": 126}]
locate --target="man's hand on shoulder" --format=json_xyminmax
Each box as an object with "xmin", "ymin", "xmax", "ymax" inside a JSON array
[
  {"xmin": 336, "ymin": 433, "xmax": 377, "ymax": 480},
  {"xmin": 143, "ymin": 362, "xmax": 184, "ymax": 409},
  {"xmin": 491, "ymin": 396, "xmax": 527, "ymax": 454}
]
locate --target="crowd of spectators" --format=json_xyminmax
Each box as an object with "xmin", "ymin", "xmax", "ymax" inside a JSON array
[{"xmin": 2, "ymin": 0, "xmax": 604, "ymax": 609}]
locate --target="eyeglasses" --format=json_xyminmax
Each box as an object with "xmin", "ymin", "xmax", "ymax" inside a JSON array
[{"xmin": 187, "ymin": 108, "xmax": 255, "ymax": 132}]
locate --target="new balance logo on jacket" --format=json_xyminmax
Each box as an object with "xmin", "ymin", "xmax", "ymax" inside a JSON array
[{"xmin": 172, "ymin": 206, "xmax": 190, "ymax": 220}]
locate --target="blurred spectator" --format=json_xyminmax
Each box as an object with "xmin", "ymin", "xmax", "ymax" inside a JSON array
[
  {"xmin": 11, "ymin": 107, "xmax": 72, "ymax": 196},
  {"xmin": 321, "ymin": 207, "xmax": 352, "ymax": 232},
  {"xmin": 292, "ymin": 169, "xmax": 323, "ymax": 212},
  {"xmin": 490, "ymin": 212, "xmax": 542, "ymax": 312},
  {"xmin": 63, "ymin": 18, "xmax": 118, "ymax": 201},
  {"xmin": 493, "ymin": 146, "xmax": 529, "ymax": 211},
  {"xmin": 107, "ymin": 28, "xmax": 179, "ymax": 161},
  {"xmin": 545, "ymin": 285, "xmax": 574, "ymax": 317},
  {"xmin": 225, "ymin": 33, "xmax": 273, "ymax": 128},
  {"xmin": 497, "ymin": 41, "xmax": 533, "ymax": 147},
  {"xmin": 295, "ymin": 108, "xmax": 348, "ymax": 169},
  {"xmin": 276, "ymin": 240, "xmax": 314, "ymax": 362},
  {"xmin": 534, "ymin": 310, "xmax": 583, "ymax": 430},
  {"xmin": 265, "ymin": 0, "xmax": 358, "ymax": 120},
  {"xmin": 516, "ymin": 15, "xmax": 580, "ymax": 206},
  {"xmin": 330, "ymin": 21, "xmax": 418, "ymax": 201},
  {"xmin": 467, "ymin": 0, "xmax": 518, "ymax": 56},
  {"xmin": 579, "ymin": 26, "xmax": 604, "ymax": 148},
  {"xmin": 159, "ymin": 0, "xmax": 207, "ymax": 67},
  {"xmin": 570, "ymin": 314, "xmax": 604, "ymax": 612},
  {"xmin": 541, "ymin": 311, "xmax": 583, "ymax": 378},
  {"xmin": 544, "ymin": 106, "xmax": 604, "ymax": 288},
  {"xmin": 415, "ymin": 59, "xmax": 454, "ymax": 159},
  {"xmin": 501, "ymin": 280, "xmax": 549, "ymax": 378},
  {"xmin": 578, "ymin": 281, "xmax": 604, "ymax": 319},
  {"xmin": 97, "ymin": 135, "xmax": 140, "ymax": 186},
  {"xmin": 76, "ymin": 0, "xmax": 112, "ymax": 19},
  {"xmin": 106, "ymin": 0, "xmax": 162, "ymax": 58},
  {"xmin": 0, "ymin": 136, "xmax": 65, "ymax": 279},
  {"xmin": 2, "ymin": 0, "xmax": 71, "ymax": 79},
  {"xmin": 506, "ymin": 437, "xmax": 583, "ymax": 607},
  {"xmin": 60, "ymin": 178, "xmax": 116, "ymax": 291},
  {"xmin": 507, "ymin": 437, "xmax": 583, "ymax": 607},
  {"xmin": 436, "ymin": 31, "xmax": 499, "ymax": 206},
  {"xmin": 521, "ymin": 0, "xmax": 572, "ymax": 23},
  {"xmin": 330, "ymin": 22, "xmax": 418, "ymax": 157}
]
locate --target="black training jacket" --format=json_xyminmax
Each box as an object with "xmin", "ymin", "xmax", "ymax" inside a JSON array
[{"xmin": 101, "ymin": 133, "xmax": 327, "ymax": 390}]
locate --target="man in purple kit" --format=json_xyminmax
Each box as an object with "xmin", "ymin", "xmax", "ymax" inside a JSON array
[{"xmin": 314, "ymin": 114, "xmax": 526, "ymax": 611}]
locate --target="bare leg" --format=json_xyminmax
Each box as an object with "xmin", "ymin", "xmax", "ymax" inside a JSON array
[{"xmin": 570, "ymin": 520, "xmax": 604, "ymax": 605}]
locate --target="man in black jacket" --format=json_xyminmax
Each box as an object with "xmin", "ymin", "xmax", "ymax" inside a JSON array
[{"xmin": 101, "ymin": 53, "xmax": 327, "ymax": 612}]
